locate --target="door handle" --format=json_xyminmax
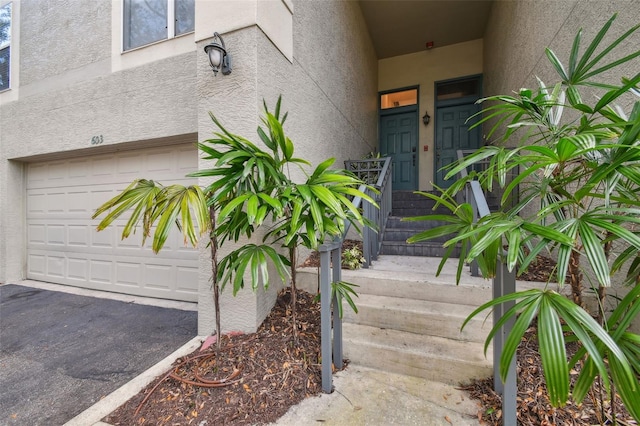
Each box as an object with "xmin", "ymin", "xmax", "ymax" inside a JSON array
[{"xmin": 412, "ymin": 153, "xmax": 416, "ymax": 166}]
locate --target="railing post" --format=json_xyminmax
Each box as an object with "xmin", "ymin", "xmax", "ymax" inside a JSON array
[
  {"xmin": 456, "ymin": 150, "xmax": 516, "ymax": 423},
  {"xmin": 493, "ymin": 261, "xmax": 517, "ymax": 425},
  {"xmin": 362, "ymin": 196, "xmax": 372, "ymax": 268},
  {"xmin": 331, "ymin": 247, "xmax": 343, "ymax": 369},
  {"xmin": 469, "ymin": 184, "xmax": 480, "ymax": 277},
  {"xmin": 319, "ymin": 246, "xmax": 333, "ymax": 393}
]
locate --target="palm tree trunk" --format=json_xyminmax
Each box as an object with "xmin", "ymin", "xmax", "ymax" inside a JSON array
[
  {"xmin": 209, "ymin": 205, "xmax": 222, "ymax": 350},
  {"xmin": 597, "ymin": 237, "xmax": 614, "ymax": 324},
  {"xmin": 569, "ymin": 249, "xmax": 583, "ymax": 307},
  {"xmin": 289, "ymin": 245, "xmax": 298, "ymax": 343}
]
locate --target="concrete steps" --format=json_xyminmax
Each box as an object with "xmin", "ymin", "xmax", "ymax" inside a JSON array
[
  {"xmin": 296, "ymin": 256, "xmax": 498, "ymax": 385},
  {"xmin": 342, "ymin": 323, "xmax": 492, "ymax": 385},
  {"xmin": 381, "ymin": 191, "xmax": 460, "ymax": 257},
  {"xmin": 342, "ymin": 293, "xmax": 488, "ymax": 343}
]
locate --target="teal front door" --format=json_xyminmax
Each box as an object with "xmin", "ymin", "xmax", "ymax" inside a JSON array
[
  {"xmin": 435, "ymin": 103, "xmax": 481, "ymax": 188},
  {"xmin": 380, "ymin": 112, "xmax": 418, "ymax": 191}
]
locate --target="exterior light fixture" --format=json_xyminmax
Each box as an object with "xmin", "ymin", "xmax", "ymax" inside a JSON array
[
  {"xmin": 422, "ymin": 111, "xmax": 431, "ymax": 126},
  {"xmin": 204, "ymin": 32, "xmax": 232, "ymax": 76}
]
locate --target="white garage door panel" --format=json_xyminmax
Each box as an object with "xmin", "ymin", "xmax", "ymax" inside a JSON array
[{"xmin": 26, "ymin": 145, "xmax": 200, "ymax": 302}]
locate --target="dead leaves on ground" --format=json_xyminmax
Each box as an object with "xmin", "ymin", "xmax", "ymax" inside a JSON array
[
  {"xmin": 105, "ymin": 289, "xmax": 325, "ymax": 425},
  {"xmin": 463, "ymin": 327, "xmax": 636, "ymax": 425}
]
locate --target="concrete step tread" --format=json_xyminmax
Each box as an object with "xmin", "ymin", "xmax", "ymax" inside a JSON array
[
  {"xmin": 296, "ymin": 267, "xmax": 495, "ymax": 306},
  {"xmin": 343, "ymin": 293, "xmax": 492, "ymax": 343},
  {"xmin": 381, "ymin": 239, "xmax": 447, "ymax": 246},
  {"xmin": 349, "ymin": 292, "xmax": 487, "ymax": 321},
  {"xmin": 343, "ymin": 322, "xmax": 493, "ymax": 365}
]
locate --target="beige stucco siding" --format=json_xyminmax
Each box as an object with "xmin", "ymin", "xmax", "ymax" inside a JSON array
[
  {"xmin": 483, "ymin": 1, "xmax": 640, "ymax": 328},
  {"xmin": 2, "ymin": 53, "xmax": 197, "ymax": 160},
  {"xmin": 484, "ymin": 1, "xmax": 640, "ymax": 112},
  {"xmin": 378, "ymin": 39, "xmax": 483, "ymax": 191},
  {"xmin": 2, "ymin": 0, "xmax": 375, "ymax": 335},
  {"xmin": 19, "ymin": 1, "xmax": 112, "ymax": 87},
  {"xmin": 286, "ymin": 0, "xmax": 378, "ymax": 165},
  {"xmin": 194, "ymin": 0, "xmax": 377, "ymax": 335},
  {"xmin": 1, "ymin": 2, "xmax": 198, "ymax": 289}
]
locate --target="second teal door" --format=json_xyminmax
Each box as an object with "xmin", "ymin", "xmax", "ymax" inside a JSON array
[{"xmin": 435, "ymin": 103, "xmax": 481, "ymax": 188}]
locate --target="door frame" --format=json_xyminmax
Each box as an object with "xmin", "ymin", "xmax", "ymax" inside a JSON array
[
  {"xmin": 433, "ymin": 74, "xmax": 483, "ymax": 186},
  {"xmin": 378, "ymin": 85, "xmax": 420, "ymax": 191}
]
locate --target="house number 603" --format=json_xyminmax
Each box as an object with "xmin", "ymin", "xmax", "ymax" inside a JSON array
[{"xmin": 91, "ymin": 135, "xmax": 104, "ymax": 145}]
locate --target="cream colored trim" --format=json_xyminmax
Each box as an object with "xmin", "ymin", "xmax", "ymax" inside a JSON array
[
  {"xmin": 195, "ymin": 0, "xmax": 293, "ymax": 62},
  {"xmin": 281, "ymin": 0, "xmax": 293, "ymax": 14},
  {"xmin": 111, "ymin": 0, "xmax": 196, "ymax": 73},
  {"xmin": 257, "ymin": 0, "xmax": 293, "ymax": 62},
  {"xmin": 194, "ymin": 0, "xmax": 257, "ymax": 43}
]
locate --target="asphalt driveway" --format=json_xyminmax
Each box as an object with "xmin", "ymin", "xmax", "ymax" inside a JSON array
[{"xmin": 0, "ymin": 283, "xmax": 197, "ymax": 426}]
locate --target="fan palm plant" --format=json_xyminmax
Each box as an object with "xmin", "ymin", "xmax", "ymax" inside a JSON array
[
  {"xmin": 94, "ymin": 98, "xmax": 374, "ymax": 346},
  {"xmin": 409, "ymin": 14, "xmax": 640, "ymax": 420}
]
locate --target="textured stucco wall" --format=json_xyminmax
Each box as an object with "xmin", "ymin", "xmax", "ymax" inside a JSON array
[
  {"xmin": 196, "ymin": 26, "xmax": 261, "ymax": 335},
  {"xmin": 257, "ymin": 0, "xmax": 378, "ymax": 175},
  {"xmin": 19, "ymin": 0, "xmax": 112, "ymax": 86},
  {"xmin": 2, "ymin": 53, "xmax": 197, "ymax": 160},
  {"xmin": 378, "ymin": 40, "xmax": 484, "ymax": 191},
  {"xmin": 286, "ymin": 0, "xmax": 378, "ymax": 165},
  {"xmin": 484, "ymin": 1, "xmax": 640, "ymax": 109},
  {"xmin": 256, "ymin": 0, "xmax": 377, "ymax": 321},
  {"xmin": 1, "ymin": 0, "xmax": 376, "ymax": 335},
  {"xmin": 195, "ymin": 0, "xmax": 377, "ymax": 335},
  {"xmin": 0, "ymin": 3, "xmax": 197, "ymax": 284},
  {"xmin": 0, "ymin": 161, "xmax": 25, "ymax": 285},
  {"xmin": 483, "ymin": 1, "xmax": 640, "ymax": 329}
]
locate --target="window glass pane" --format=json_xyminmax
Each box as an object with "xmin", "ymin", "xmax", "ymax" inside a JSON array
[
  {"xmin": 175, "ymin": 0, "xmax": 194, "ymax": 35},
  {"xmin": 124, "ymin": 0, "xmax": 168, "ymax": 50},
  {"xmin": 436, "ymin": 78, "xmax": 480, "ymax": 101},
  {"xmin": 0, "ymin": 3, "xmax": 11, "ymax": 49},
  {"xmin": 0, "ymin": 46, "xmax": 9, "ymax": 91},
  {"xmin": 0, "ymin": 3, "xmax": 10, "ymax": 91},
  {"xmin": 380, "ymin": 89, "xmax": 418, "ymax": 110}
]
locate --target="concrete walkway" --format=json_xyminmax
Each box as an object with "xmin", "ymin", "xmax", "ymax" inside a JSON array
[{"xmin": 273, "ymin": 365, "xmax": 480, "ymax": 425}]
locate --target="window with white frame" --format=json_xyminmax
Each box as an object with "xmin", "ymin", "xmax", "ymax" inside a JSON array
[
  {"xmin": 0, "ymin": 2, "xmax": 11, "ymax": 91},
  {"xmin": 123, "ymin": 0, "xmax": 194, "ymax": 51}
]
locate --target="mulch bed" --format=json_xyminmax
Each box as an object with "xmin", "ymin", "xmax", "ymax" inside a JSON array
[
  {"xmin": 105, "ymin": 242, "xmax": 636, "ymax": 425},
  {"xmin": 462, "ymin": 326, "xmax": 636, "ymax": 425},
  {"xmin": 104, "ymin": 288, "xmax": 325, "ymax": 425}
]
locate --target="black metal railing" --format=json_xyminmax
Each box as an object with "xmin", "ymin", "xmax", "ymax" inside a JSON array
[
  {"xmin": 317, "ymin": 157, "xmax": 392, "ymax": 393},
  {"xmin": 456, "ymin": 149, "xmax": 517, "ymax": 425}
]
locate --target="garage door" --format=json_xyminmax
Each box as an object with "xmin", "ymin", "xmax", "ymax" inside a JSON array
[{"xmin": 26, "ymin": 144, "xmax": 200, "ymax": 302}]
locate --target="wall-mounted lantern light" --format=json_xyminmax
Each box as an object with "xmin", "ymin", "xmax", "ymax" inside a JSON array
[
  {"xmin": 422, "ymin": 111, "xmax": 431, "ymax": 126},
  {"xmin": 204, "ymin": 32, "xmax": 232, "ymax": 76}
]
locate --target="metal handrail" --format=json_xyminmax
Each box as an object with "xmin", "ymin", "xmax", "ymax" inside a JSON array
[
  {"xmin": 456, "ymin": 149, "xmax": 517, "ymax": 426},
  {"xmin": 343, "ymin": 157, "xmax": 392, "ymax": 267},
  {"xmin": 317, "ymin": 157, "xmax": 391, "ymax": 393}
]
